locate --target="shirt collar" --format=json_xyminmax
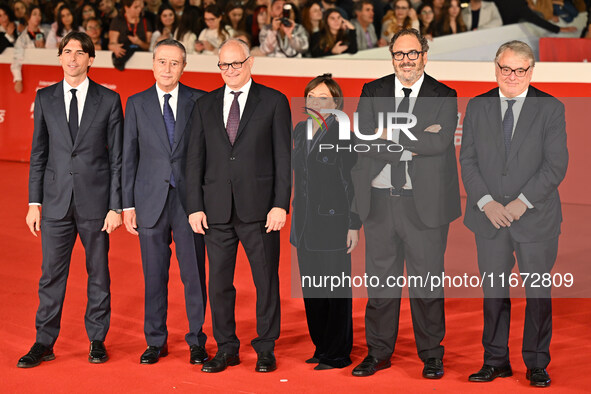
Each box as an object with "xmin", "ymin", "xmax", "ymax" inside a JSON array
[
  {"xmin": 155, "ymin": 83, "xmax": 180, "ymax": 100},
  {"xmin": 63, "ymin": 77, "xmax": 89, "ymax": 95},
  {"xmin": 224, "ymin": 78, "xmax": 253, "ymax": 98},
  {"xmin": 394, "ymin": 73, "xmax": 424, "ymax": 96},
  {"xmin": 499, "ymin": 87, "xmax": 528, "ymax": 100}
]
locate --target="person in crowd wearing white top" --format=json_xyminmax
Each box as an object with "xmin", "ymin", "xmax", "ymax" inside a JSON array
[
  {"xmin": 150, "ymin": 4, "xmax": 177, "ymax": 51},
  {"xmin": 196, "ymin": 4, "xmax": 234, "ymax": 54},
  {"xmin": 259, "ymin": 0, "xmax": 308, "ymax": 57},
  {"xmin": 47, "ymin": 5, "xmax": 85, "ymax": 49}
]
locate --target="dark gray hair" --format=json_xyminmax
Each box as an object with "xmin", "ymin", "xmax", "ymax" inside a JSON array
[
  {"xmin": 153, "ymin": 38, "xmax": 187, "ymax": 64},
  {"xmin": 389, "ymin": 28, "xmax": 429, "ymax": 54},
  {"xmin": 219, "ymin": 38, "xmax": 251, "ymax": 58},
  {"xmin": 495, "ymin": 40, "xmax": 535, "ymax": 67}
]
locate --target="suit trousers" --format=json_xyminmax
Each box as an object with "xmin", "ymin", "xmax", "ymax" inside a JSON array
[
  {"xmin": 138, "ymin": 187, "xmax": 207, "ymax": 347},
  {"xmin": 475, "ymin": 229, "xmax": 558, "ymax": 369},
  {"xmin": 297, "ymin": 247, "xmax": 353, "ymax": 368},
  {"xmin": 36, "ymin": 197, "xmax": 111, "ymax": 346},
  {"xmin": 205, "ymin": 205, "xmax": 280, "ymax": 355},
  {"xmin": 363, "ymin": 188, "xmax": 448, "ymax": 361}
]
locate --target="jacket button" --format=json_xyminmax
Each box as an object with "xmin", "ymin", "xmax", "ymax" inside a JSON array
[
  {"xmin": 322, "ymin": 157, "xmax": 328, "ymax": 163},
  {"xmin": 71, "ymin": 153, "xmax": 77, "ymax": 157},
  {"xmin": 329, "ymin": 209, "xmax": 335, "ymax": 215},
  {"xmin": 230, "ymin": 156, "xmax": 235, "ymax": 161}
]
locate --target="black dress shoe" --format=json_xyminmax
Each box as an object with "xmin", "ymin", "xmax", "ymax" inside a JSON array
[
  {"xmin": 89, "ymin": 340, "xmax": 108, "ymax": 363},
  {"xmin": 351, "ymin": 355, "xmax": 391, "ymax": 377},
  {"xmin": 189, "ymin": 345, "xmax": 208, "ymax": 364},
  {"xmin": 314, "ymin": 363, "xmax": 334, "ymax": 371},
  {"xmin": 17, "ymin": 343, "xmax": 55, "ymax": 368},
  {"xmin": 140, "ymin": 344, "xmax": 168, "ymax": 364},
  {"xmin": 422, "ymin": 358, "xmax": 444, "ymax": 379},
  {"xmin": 255, "ymin": 351, "xmax": 277, "ymax": 372},
  {"xmin": 201, "ymin": 352, "xmax": 240, "ymax": 373},
  {"xmin": 526, "ymin": 368, "xmax": 551, "ymax": 387},
  {"xmin": 469, "ymin": 364, "xmax": 513, "ymax": 382},
  {"xmin": 305, "ymin": 357, "xmax": 319, "ymax": 364}
]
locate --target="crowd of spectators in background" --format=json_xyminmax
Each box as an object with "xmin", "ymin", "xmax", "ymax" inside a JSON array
[{"xmin": 2, "ymin": 0, "xmax": 590, "ymax": 91}]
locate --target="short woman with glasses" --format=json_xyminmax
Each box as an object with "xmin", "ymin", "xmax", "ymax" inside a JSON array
[
  {"xmin": 433, "ymin": 0, "xmax": 467, "ymax": 37},
  {"xmin": 310, "ymin": 8, "xmax": 357, "ymax": 57},
  {"xmin": 46, "ymin": 4, "xmax": 84, "ymax": 49},
  {"xmin": 417, "ymin": 3, "xmax": 435, "ymax": 39},
  {"xmin": 196, "ymin": 4, "xmax": 234, "ymax": 55},
  {"xmin": 77, "ymin": 2, "xmax": 98, "ymax": 25},
  {"xmin": 84, "ymin": 17, "xmax": 107, "ymax": 51},
  {"xmin": 380, "ymin": 0, "xmax": 419, "ymax": 46},
  {"xmin": 291, "ymin": 73, "xmax": 360, "ymax": 370}
]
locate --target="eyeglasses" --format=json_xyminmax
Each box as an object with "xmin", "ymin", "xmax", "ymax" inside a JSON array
[
  {"xmin": 421, "ymin": 9, "xmax": 434, "ymax": 15},
  {"xmin": 391, "ymin": 50, "xmax": 423, "ymax": 61},
  {"xmin": 497, "ymin": 62, "xmax": 531, "ymax": 77},
  {"xmin": 218, "ymin": 56, "xmax": 250, "ymax": 70}
]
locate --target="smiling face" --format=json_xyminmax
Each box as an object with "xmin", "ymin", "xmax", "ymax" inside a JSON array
[
  {"xmin": 391, "ymin": 34, "xmax": 427, "ymax": 86},
  {"xmin": 160, "ymin": 9, "xmax": 175, "ymax": 28},
  {"xmin": 85, "ymin": 19, "xmax": 101, "ymax": 39},
  {"xmin": 219, "ymin": 41, "xmax": 253, "ymax": 90},
  {"xmin": 59, "ymin": 39, "xmax": 94, "ymax": 81},
  {"xmin": 495, "ymin": 49, "xmax": 533, "ymax": 98}
]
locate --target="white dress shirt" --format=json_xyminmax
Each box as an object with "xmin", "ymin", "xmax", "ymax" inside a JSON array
[
  {"xmin": 223, "ymin": 78, "xmax": 252, "ymax": 127},
  {"xmin": 155, "ymin": 83, "xmax": 179, "ymax": 119},
  {"xmin": 371, "ymin": 74, "xmax": 424, "ymax": 189},
  {"xmin": 476, "ymin": 87, "xmax": 533, "ymax": 211},
  {"xmin": 64, "ymin": 77, "xmax": 89, "ymax": 126}
]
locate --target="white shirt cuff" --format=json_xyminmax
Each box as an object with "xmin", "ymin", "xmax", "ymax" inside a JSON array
[
  {"xmin": 29, "ymin": 203, "xmax": 41, "ymax": 206},
  {"xmin": 477, "ymin": 195, "xmax": 493, "ymax": 211},
  {"xmin": 123, "ymin": 207, "xmax": 135, "ymax": 211},
  {"xmin": 518, "ymin": 193, "xmax": 534, "ymax": 209},
  {"xmin": 400, "ymin": 150, "xmax": 413, "ymax": 161}
]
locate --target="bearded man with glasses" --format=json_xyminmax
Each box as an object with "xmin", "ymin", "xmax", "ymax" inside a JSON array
[
  {"xmin": 461, "ymin": 40, "xmax": 568, "ymax": 388},
  {"xmin": 350, "ymin": 28, "xmax": 460, "ymax": 378},
  {"xmin": 185, "ymin": 38, "xmax": 291, "ymax": 374}
]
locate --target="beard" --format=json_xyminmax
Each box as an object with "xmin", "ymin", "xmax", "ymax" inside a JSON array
[{"xmin": 394, "ymin": 59, "xmax": 425, "ymax": 85}]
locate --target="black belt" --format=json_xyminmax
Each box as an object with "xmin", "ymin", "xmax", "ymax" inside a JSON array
[{"xmin": 371, "ymin": 187, "xmax": 413, "ymax": 197}]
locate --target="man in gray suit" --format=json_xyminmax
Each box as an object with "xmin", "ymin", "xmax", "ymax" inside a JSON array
[
  {"xmin": 460, "ymin": 41, "xmax": 568, "ymax": 387},
  {"xmin": 350, "ymin": 28, "xmax": 460, "ymax": 378},
  {"xmin": 19, "ymin": 31, "xmax": 123, "ymax": 368},
  {"xmin": 122, "ymin": 39, "xmax": 208, "ymax": 365}
]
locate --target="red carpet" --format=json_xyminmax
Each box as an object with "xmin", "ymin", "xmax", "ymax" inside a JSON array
[{"xmin": 1, "ymin": 160, "xmax": 589, "ymax": 393}]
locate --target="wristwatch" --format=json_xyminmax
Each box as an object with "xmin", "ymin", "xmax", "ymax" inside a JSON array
[{"xmin": 111, "ymin": 209, "xmax": 123, "ymax": 214}]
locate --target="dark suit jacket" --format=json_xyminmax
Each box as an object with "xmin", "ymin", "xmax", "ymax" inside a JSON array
[
  {"xmin": 185, "ymin": 80, "xmax": 291, "ymax": 224},
  {"xmin": 122, "ymin": 83, "xmax": 205, "ymax": 228},
  {"xmin": 29, "ymin": 78, "xmax": 123, "ymax": 220},
  {"xmin": 492, "ymin": 0, "xmax": 560, "ymax": 33},
  {"xmin": 350, "ymin": 72, "xmax": 461, "ymax": 228},
  {"xmin": 290, "ymin": 118, "xmax": 361, "ymax": 251},
  {"xmin": 460, "ymin": 86, "xmax": 568, "ymax": 242}
]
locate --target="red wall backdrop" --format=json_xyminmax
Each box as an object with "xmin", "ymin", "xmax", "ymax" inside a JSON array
[{"xmin": 1, "ymin": 63, "xmax": 589, "ymax": 205}]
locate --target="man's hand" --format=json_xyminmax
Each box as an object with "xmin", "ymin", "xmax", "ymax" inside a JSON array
[
  {"xmin": 26, "ymin": 205, "xmax": 41, "ymax": 237},
  {"xmin": 424, "ymin": 124, "xmax": 441, "ymax": 133},
  {"xmin": 189, "ymin": 211, "xmax": 208, "ymax": 234},
  {"xmin": 483, "ymin": 200, "xmax": 513, "ymax": 229},
  {"xmin": 265, "ymin": 207, "xmax": 286, "ymax": 233},
  {"xmin": 123, "ymin": 209, "xmax": 138, "ymax": 235},
  {"xmin": 102, "ymin": 210, "xmax": 122, "ymax": 234},
  {"xmin": 505, "ymin": 198, "xmax": 527, "ymax": 221},
  {"xmin": 346, "ymin": 229, "xmax": 359, "ymax": 254}
]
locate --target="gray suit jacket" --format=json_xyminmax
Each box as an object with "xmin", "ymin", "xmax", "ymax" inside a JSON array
[
  {"xmin": 122, "ymin": 83, "xmax": 205, "ymax": 228},
  {"xmin": 29, "ymin": 79, "xmax": 123, "ymax": 220},
  {"xmin": 350, "ymin": 73, "xmax": 461, "ymax": 228},
  {"xmin": 460, "ymin": 86, "xmax": 568, "ymax": 242},
  {"xmin": 461, "ymin": 1, "xmax": 503, "ymax": 30}
]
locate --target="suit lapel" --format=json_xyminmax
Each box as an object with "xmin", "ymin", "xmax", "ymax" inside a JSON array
[
  {"xmin": 172, "ymin": 83, "xmax": 194, "ymax": 153},
  {"xmin": 483, "ymin": 88, "xmax": 506, "ymax": 159},
  {"xmin": 51, "ymin": 81, "xmax": 73, "ymax": 148},
  {"xmin": 74, "ymin": 79, "xmax": 101, "ymax": 150},
  {"xmin": 142, "ymin": 85, "xmax": 171, "ymax": 153},
  {"xmin": 507, "ymin": 87, "xmax": 538, "ymax": 164},
  {"xmin": 234, "ymin": 82, "xmax": 261, "ymax": 144}
]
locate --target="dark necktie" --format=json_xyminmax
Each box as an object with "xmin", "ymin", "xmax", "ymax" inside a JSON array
[
  {"xmin": 503, "ymin": 99, "xmax": 516, "ymax": 156},
  {"xmin": 163, "ymin": 93, "xmax": 176, "ymax": 187},
  {"xmin": 391, "ymin": 87, "xmax": 412, "ymax": 189},
  {"xmin": 69, "ymin": 88, "xmax": 78, "ymax": 143},
  {"xmin": 226, "ymin": 91, "xmax": 242, "ymax": 145}
]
